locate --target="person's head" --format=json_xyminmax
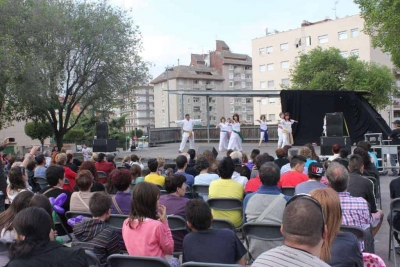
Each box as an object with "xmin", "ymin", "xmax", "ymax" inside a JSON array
[
  {"xmin": 185, "ymin": 114, "xmax": 190, "ymax": 120},
  {"xmin": 36, "ymin": 154, "xmax": 46, "ymax": 166},
  {"xmin": 289, "ymin": 155, "xmax": 306, "ymax": 172},
  {"xmin": 83, "ymin": 143, "xmax": 87, "ymax": 149},
  {"xmin": 194, "ymin": 156, "xmax": 210, "ymax": 173},
  {"xmin": 147, "ymin": 158, "xmax": 158, "ymax": 172},
  {"xmin": 165, "ymin": 174, "xmax": 187, "ymax": 196},
  {"xmin": 232, "ymin": 113, "xmax": 239, "ymax": 122},
  {"xmin": 26, "ymin": 160, "xmax": 37, "ymax": 172},
  {"xmin": 226, "ymin": 117, "xmax": 231, "ymax": 123},
  {"xmin": 242, "ymin": 152, "xmax": 248, "ymax": 164},
  {"xmin": 130, "ymin": 154, "xmax": 139, "ymax": 162},
  {"xmin": 353, "ymin": 147, "xmax": 371, "ymax": 167},
  {"xmin": 232, "ymin": 158, "xmax": 243, "ymax": 172},
  {"xmin": 356, "ymin": 141, "xmax": 369, "ymax": 152},
  {"xmin": 260, "ymin": 115, "xmax": 266, "ymax": 120},
  {"xmin": 46, "ymin": 165, "xmax": 65, "ymax": 186},
  {"xmin": 89, "ymin": 192, "xmax": 111, "ymax": 219},
  {"xmin": 129, "ymin": 182, "xmax": 160, "ymax": 227},
  {"xmin": 259, "ymin": 162, "xmax": 280, "ymax": 186},
  {"xmin": 229, "ymin": 151, "xmax": 242, "ymax": 160},
  {"xmin": 43, "ymin": 150, "xmax": 51, "ymax": 158},
  {"xmin": 303, "ymin": 143, "xmax": 319, "ymax": 160},
  {"xmin": 76, "ymin": 170, "xmax": 93, "ymax": 192},
  {"xmin": 348, "ymin": 154, "xmax": 364, "ymax": 172},
  {"xmin": 284, "ymin": 112, "xmax": 290, "ymax": 121},
  {"xmin": 107, "ymin": 154, "xmax": 115, "ymax": 163},
  {"xmin": 176, "ymin": 155, "xmax": 188, "ymax": 170},
  {"xmin": 226, "ymin": 149, "xmax": 233, "ymax": 157},
  {"xmin": 331, "ymin": 144, "xmax": 341, "ymax": 154},
  {"xmin": 279, "ymin": 112, "xmax": 284, "ymax": 119},
  {"xmin": 29, "ymin": 194, "xmax": 52, "ymax": 220},
  {"xmin": 60, "ymin": 147, "xmax": 67, "ymax": 153},
  {"xmin": 287, "ymin": 148, "xmax": 298, "ymax": 160},
  {"xmin": 218, "ymin": 157, "xmax": 235, "ymax": 179},
  {"xmin": 202, "ymin": 150, "xmax": 217, "ymax": 165},
  {"xmin": 122, "ymin": 156, "xmax": 130, "ymax": 164},
  {"xmin": 308, "ymin": 162, "xmax": 325, "ymax": 180},
  {"xmin": 79, "ymin": 161, "xmax": 99, "ymax": 181},
  {"xmin": 51, "ymin": 152, "xmax": 58, "ymax": 165},
  {"xmin": 66, "ymin": 153, "xmax": 73, "ymax": 163},
  {"xmin": 55, "ymin": 153, "xmax": 67, "ymax": 166},
  {"xmin": 282, "ymin": 195, "xmax": 327, "ymax": 256},
  {"xmin": 326, "ymin": 162, "xmax": 349, "ymax": 192},
  {"xmin": 310, "ymin": 188, "xmax": 342, "ymax": 262},
  {"xmin": 275, "ymin": 148, "xmax": 286, "ymax": 159},
  {"xmin": 0, "ymin": 191, "xmax": 34, "ymax": 231},
  {"xmin": 8, "ymin": 166, "xmax": 27, "ymax": 190},
  {"xmin": 254, "ymin": 153, "xmax": 272, "ymax": 170},
  {"xmin": 130, "ymin": 164, "xmax": 142, "ymax": 181},
  {"xmin": 98, "ymin": 153, "xmax": 106, "ymax": 163},
  {"xmin": 250, "ymin": 149, "xmax": 260, "ymax": 160},
  {"xmin": 187, "ymin": 149, "xmax": 196, "ymax": 160},
  {"xmin": 299, "ymin": 147, "xmax": 312, "ymax": 159},
  {"xmin": 185, "ymin": 199, "xmax": 212, "ymax": 231},
  {"xmin": 220, "ymin": 117, "xmax": 226, "ymax": 123},
  {"xmin": 157, "ymin": 156, "xmax": 165, "ymax": 169},
  {"xmin": 110, "ymin": 169, "xmax": 132, "ymax": 192},
  {"xmin": 9, "ymin": 207, "xmax": 52, "ymax": 260},
  {"xmin": 165, "ymin": 168, "xmax": 174, "ymax": 177},
  {"xmin": 393, "ymin": 120, "xmax": 400, "ymax": 129},
  {"xmin": 141, "ymin": 167, "xmax": 150, "ymax": 177},
  {"xmin": 339, "ymin": 148, "xmax": 349, "ymax": 159},
  {"xmin": 91, "ymin": 152, "xmax": 98, "ymax": 162}
]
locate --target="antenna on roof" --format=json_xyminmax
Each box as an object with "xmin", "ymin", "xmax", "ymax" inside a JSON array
[
  {"xmin": 177, "ymin": 59, "xmax": 180, "ymax": 66},
  {"xmin": 333, "ymin": 0, "xmax": 339, "ymax": 19}
]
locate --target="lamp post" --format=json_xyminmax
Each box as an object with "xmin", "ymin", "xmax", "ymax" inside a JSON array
[
  {"xmin": 257, "ymin": 99, "xmax": 262, "ymax": 117},
  {"xmin": 165, "ymin": 67, "xmax": 174, "ymax": 127}
]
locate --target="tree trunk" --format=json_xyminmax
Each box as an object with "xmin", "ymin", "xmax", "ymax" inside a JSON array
[
  {"xmin": 55, "ymin": 132, "xmax": 63, "ymax": 151},
  {"xmin": 40, "ymin": 139, "xmax": 44, "ymax": 152}
]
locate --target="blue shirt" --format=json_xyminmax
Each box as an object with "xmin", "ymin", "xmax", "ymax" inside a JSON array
[
  {"xmin": 175, "ymin": 171, "xmax": 194, "ymax": 187},
  {"xmin": 34, "ymin": 166, "xmax": 47, "ymax": 178},
  {"xmin": 243, "ymin": 185, "xmax": 291, "ymax": 223},
  {"xmin": 305, "ymin": 158, "xmax": 317, "ymax": 169},
  {"xmin": 368, "ymin": 151, "xmax": 379, "ymax": 168}
]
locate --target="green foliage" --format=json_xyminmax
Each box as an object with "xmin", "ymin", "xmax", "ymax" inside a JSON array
[
  {"xmin": 109, "ymin": 115, "xmax": 127, "ymax": 132},
  {"xmin": 289, "ymin": 47, "xmax": 397, "ymax": 110},
  {"xmin": 130, "ymin": 129, "xmax": 143, "ymax": 138},
  {"xmin": 355, "ymin": 0, "xmax": 400, "ymax": 68},
  {"xmin": 24, "ymin": 121, "xmax": 53, "ymax": 146},
  {"xmin": 64, "ymin": 129, "xmax": 86, "ymax": 142}
]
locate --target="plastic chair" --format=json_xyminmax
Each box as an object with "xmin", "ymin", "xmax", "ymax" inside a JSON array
[
  {"xmin": 85, "ymin": 250, "xmax": 101, "ymax": 267},
  {"xmin": 281, "ymin": 187, "xmax": 295, "ymax": 196},
  {"xmin": 211, "ymin": 219, "xmax": 236, "ymax": 232},
  {"xmin": 207, "ymin": 198, "xmax": 243, "ymax": 230},
  {"xmin": 107, "ymin": 255, "xmax": 170, "ymax": 267},
  {"xmin": 340, "ymin": 225, "xmax": 365, "ymax": 243},
  {"xmin": 107, "ymin": 214, "xmax": 128, "ymax": 229},
  {"xmin": 192, "ymin": 184, "xmax": 210, "ymax": 195},
  {"xmin": 182, "ymin": 262, "xmax": 243, "ymax": 267},
  {"xmin": 117, "ymin": 166, "xmax": 127, "ymax": 170},
  {"xmin": 34, "ymin": 177, "xmax": 48, "ymax": 189},
  {"xmin": 242, "ymin": 222, "xmax": 283, "ymax": 262},
  {"xmin": 388, "ymin": 198, "xmax": 400, "ymax": 266},
  {"xmin": 156, "ymin": 185, "xmax": 165, "ymax": 190},
  {"xmin": 365, "ymin": 176, "xmax": 382, "ymax": 209},
  {"xmin": 363, "ymin": 252, "xmax": 386, "ymax": 267},
  {"xmin": 160, "ymin": 190, "xmax": 168, "ymax": 196},
  {"xmin": 97, "ymin": 171, "xmax": 107, "ymax": 184},
  {"xmin": 167, "ymin": 215, "xmax": 187, "ymax": 231}
]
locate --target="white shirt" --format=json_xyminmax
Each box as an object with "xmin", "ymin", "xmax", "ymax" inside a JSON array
[
  {"xmin": 281, "ymin": 119, "xmax": 295, "ymax": 132},
  {"xmin": 218, "ymin": 123, "xmax": 229, "ymax": 132},
  {"xmin": 259, "ymin": 120, "xmax": 268, "ymax": 131},
  {"xmin": 130, "ymin": 161, "xmax": 144, "ymax": 170},
  {"xmin": 175, "ymin": 119, "xmax": 202, "ymax": 131},
  {"xmin": 194, "ymin": 173, "xmax": 220, "ymax": 185},
  {"xmin": 231, "ymin": 122, "xmax": 241, "ymax": 132},
  {"xmin": 82, "ymin": 147, "xmax": 90, "ymax": 161},
  {"xmin": 231, "ymin": 171, "xmax": 247, "ymax": 187},
  {"xmin": 225, "ymin": 122, "xmax": 232, "ymax": 132},
  {"xmin": 328, "ymin": 154, "xmax": 340, "ymax": 161}
]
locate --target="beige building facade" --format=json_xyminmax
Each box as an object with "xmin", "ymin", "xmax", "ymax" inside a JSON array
[{"xmin": 252, "ymin": 14, "xmax": 399, "ymax": 123}]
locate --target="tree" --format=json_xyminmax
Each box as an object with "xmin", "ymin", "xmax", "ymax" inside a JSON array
[
  {"xmin": 288, "ymin": 47, "xmax": 397, "ymax": 110},
  {"xmin": 64, "ymin": 129, "xmax": 86, "ymax": 143},
  {"xmin": 24, "ymin": 121, "xmax": 53, "ymax": 148},
  {"xmin": 355, "ymin": 0, "xmax": 400, "ymax": 68},
  {"xmin": 0, "ymin": 0, "xmax": 150, "ymax": 148}
]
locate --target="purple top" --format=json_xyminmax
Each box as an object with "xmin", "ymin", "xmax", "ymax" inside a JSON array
[{"xmin": 110, "ymin": 191, "xmax": 131, "ymax": 215}]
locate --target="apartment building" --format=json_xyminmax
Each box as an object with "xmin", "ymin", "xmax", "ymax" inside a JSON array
[
  {"xmin": 120, "ymin": 85, "xmax": 155, "ymax": 133},
  {"xmin": 252, "ymin": 14, "xmax": 399, "ymax": 123}
]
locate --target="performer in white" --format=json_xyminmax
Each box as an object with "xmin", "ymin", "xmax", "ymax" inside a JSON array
[
  {"xmin": 277, "ymin": 112, "xmax": 285, "ymax": 148},
  {"xmin": 171, "ymin": 114, "xmax": 203, "ymax": 153},
  {"xmin": 255, "ymin": 115, "xmax": 271, "ymax": 147},
  {"xmin": 227, "ymin": 113, "xmax": 245, "ymax": 151},
  {"xmin": 280, "ymin": 112, "xmax": 298, "ymax": 147},
  {"xmin": 323, "ymin": 115, "xmax": 327, "ymax": 136},
  {"xmin": 216, "ymin": 117, "xmax": 229, "ymax": 152},
  {"xmin": 81, "ymin": 143, "xmax": 90, "ymax": 161}
]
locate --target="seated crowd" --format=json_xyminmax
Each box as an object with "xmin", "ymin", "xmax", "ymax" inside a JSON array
[{"xmin": 0, "ymin": 139, "xmax": 389, "ymax": 266}]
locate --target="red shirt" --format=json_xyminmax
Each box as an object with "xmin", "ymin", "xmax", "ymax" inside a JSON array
[
  {"xmin": 95, "ymin": 161, "xmax": 115, "ymax": 176},
  {"xmin": 63, "ymin": 166, "xmax": 76, "ymax": 192},
  {"xmin": 278, "ymin": 171, "xmax": 309, "ymax": 188},
  {"xmin": 245, "ymin": 175, "xmax": 262, "ymax": 193}
]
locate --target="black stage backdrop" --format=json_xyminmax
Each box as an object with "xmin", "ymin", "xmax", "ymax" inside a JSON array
[{"xmin": 280, "ymin": 90, "xmax": 391, "ymax": 146}]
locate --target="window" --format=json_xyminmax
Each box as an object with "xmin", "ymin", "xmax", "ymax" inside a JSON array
[
  {"xmin": 338, "ymin": 31, "xmax": 347, "ymax": 40},
  {"xmin": 267, "ymin": 64, "xmax": 274, "ymax": 71},
  {"xmin": 241, "ymin": 98, "xmax": 246, "ymax": 104},
  {"xmin": 229, "ymin": 81, "xmax": 234, "ymax": 87},
  {"xmin": 235, "ymin": 98, "xmax": 241, "ymax": 104},
  {"xmin": 260, "ymin": 81, "xmax": 266, "ymax": 89},
  {"xmin": 246, "ymin": 82, "xmax": 252, "ymax": 88},
  {"xmin": 193, "ymin": 80, "xmax": 198, "ymax": 84},
  {"xmin": 245, "ymin": 74, "xmax": 251, "ymax": 79},
  {"xmin": 246, "ymin": 98, "xmax": 252, "ymax": 104},
  {"xmin": 268, "ymin": 98, "xmax": 276, "ymax": 104},
  {"xmin": 193, "ymin": 106, "xmax": 200, "ymax": 112},
  {"xmin": 241, "ymin": 73, "xmax": 245, "ymax": 80},
  {"xmin": 229, "ymin": 73, "xmax": 233, "ymax": 79},
  {"xmin": 351, "ymin": 28, "xmax": 359, "ymax": 38},
  {"xmin": 242, "ymin": 107, "xmax": 247, "ymax": 112},
  {"xmin": 187, "ymin": 98, "xmax": 191, "ymax": 103},
  {"xmin": 259, "ymin": 65, "xmax": 266, "ymax": 72},
  {"xmin": 280, "ymin": 43, "xmax": 289, "ymax": 51},
  {"xmin": 281, "ymin": 78, "xmax": 290, "ymax": 86},
  {"xmin": 306, "ymin": 36, "xmax": 311, "ymax": 46},
  {"xmin": 234, "ymin": 106, "xmax": 241, "ymax": 112},
  {"xmin": 246, "ymin": 107, "xmax": 252, "ymax": 112},
  {"xmin": 350, "ymin": 49, "xmax": 359, "ymax": 57},
  {"xmin": 340, "ymin": 51, "xmax": 348, "ymax": 58},
  {"xmin": 199, "ymin": 80, "xmax": 203, "ymax": 85},
  {"xmin": 241, "ymin": 82, "xmax": 246, "ymax": 88},
  {"xmin": 246, "ymin": 116, "xmax": 252, "ymax": 121},
  {"xmin": 230, "ymin": 106, "xmax": 234, "ymax": 113},
  {"xmin": 266, "ymin": 46, "xmax": 273, "ymax": 54},
  {"xmin": 281, "ymin": 61, "xmax": 289, "ymax": 69},
  {"xmin": 259, "ymin": 47, "xmax": 266, "ymax": 55},
  {"xmin": 318, "ymin": 35, "xmax": 328, "ymax": 44},
  {"xmin": 268, "ymin": 114, "xmax": 276, "ymax": 121},
  {"xmin": 178, "ymin": 80, "xmax": 183, "ymax": 85},
  {"xmin": 268, "ymin": 80, "xmax": 274, "ymax": 88},
  {"xmin": 193, "ymin": 97, "xmax": 199, "ymax": 103},
  {"xmin": 230, "ymin": 98, "xmax": 234, "ymax": 104},
  {"xmin": 229, "ymin": 65, "xmax": 234, "ymax": 70}
]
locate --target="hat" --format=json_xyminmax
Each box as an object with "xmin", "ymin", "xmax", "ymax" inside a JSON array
[
  {"xmin": 393, "ymin": 120, "xmax": 400, "ymax": 125},
  {"xmin": 308, "ymin": 162, "xmax": 324, "ymax": 177},
  {"xmin": 232, "ymin": 158, "xmax": 243, "ymax": 166}
]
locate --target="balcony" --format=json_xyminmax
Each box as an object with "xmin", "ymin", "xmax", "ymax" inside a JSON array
[
  {"xmin": 193, "ymin": 84, "xmax": 200, "ymax": 89},
  {"xmin": 234, "ymin": 68, "xmax": 244, "ymax": 73},
  {"xmin": 245, "ymin": 69, "xmax": 252, "ymax": 74},
  {"xmin": 205, "ymin": 84, "xmax": 215, "ymax": 90},
  {"xmin": 234, "ymin": 77, "xmax": 241, "ymax": 81}
]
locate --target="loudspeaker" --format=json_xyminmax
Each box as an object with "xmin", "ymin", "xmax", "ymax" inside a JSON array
[
  {"xmin": 326, "ymin": 113, "xmax": 343, "ymax": 137},
  {"xmin": 107, "ymin": 139, "xmax": 117, "ymax": 152},
  {"xmin": 93, "ymin": 139, "xmax": 107, "ymax": 152},
  {"xmin": 197, "ymin": 146, "xmax": 218, "ymax": 158},
  {"xmin": 96, "ymin": 122, "xmax": 109, "ymax": 139},
  {"xmin": 320, "ymin": 136, "xmax": 351, "ymax": 156}
]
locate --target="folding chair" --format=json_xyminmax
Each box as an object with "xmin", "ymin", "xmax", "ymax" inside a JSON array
[
  {"xmin": 182, "ymin": 262, "xmax": 243, "ymax": 267},
  {"xmin": 167, "ymin": 215, "xmax": 188, "ymax": 257},
  {"xmin": 107, "ymin": 255, "xmax": 170, "ymax": 267},
  {"xmin": 340, "ymin": 225, "xmax": 365, "ymax": 243},
  {"xmin": 388, "ymin": 198, "xmax": 400, "ymax": 266},
  {"xmin": 192, "ymin": 184, "xmax": 209, "ymax": 199},
  {"xmin": 34, "ymin": 176, "xmax": 48, "ymax": 189},
  {"xmin": 97, "ymin": 171, "xmax": 107, "ymax": 184},
  {"xmin": 85, "ymin": 250, "xmax": 101, "ymax": 267},
  {"xmin": 107, "ymin": 214, "xmax": 128, "ymax": 229},
  {"xmin": 207, "ymin": 198, "xmax": 243, "ymax": 230},
  {"xmin": 281, "ymin": 187, "xmax": 295, "ymax": 196},
  {"xmin": 160, "ymin": 190, "xmax": 168, "ymax": 196},
  {"xmin": 242, "ymin": 222, "xmax": 283, "ymax": 263},
  {"xmin": 211, "ymin": 219, "xmax": 235, "ymax": 232},
  {"xmin": 156, "ymin": 185, "xmax": 165, "ymax": 190},
  {"xmin": 365, "ymin": 176, "xmax": 382, "ymax": 209}
]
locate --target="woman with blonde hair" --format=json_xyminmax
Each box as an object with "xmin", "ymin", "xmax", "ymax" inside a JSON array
[{"xmin": 310, "ymin": 188, "xmax": 362, "ymax": 266}]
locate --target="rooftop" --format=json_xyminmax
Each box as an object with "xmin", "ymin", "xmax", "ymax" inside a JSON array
[
  {"xmin": 215, "ymin": 40, "xmax": 252, "ymax": 66},
  {"xmin": 150, "ymin": 65, "xmax": 224, "ymax": 84}
]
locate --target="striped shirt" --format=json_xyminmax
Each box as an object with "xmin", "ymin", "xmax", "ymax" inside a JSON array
[
  {"xmin": 338, "ymin": 192, "xmax": 371, "ymax": 230},
  {"xmin": 252, "ymin": 245, "xmax": 330, "ymax": 267}
]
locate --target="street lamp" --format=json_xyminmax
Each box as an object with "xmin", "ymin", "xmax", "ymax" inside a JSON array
[
  {"xmin": 257, "ymin": 99, "xmax": 262, "ymax": 117},
  {"xmin": 166, "ymin": 67, "xmax": 174, "ymax": 127}
]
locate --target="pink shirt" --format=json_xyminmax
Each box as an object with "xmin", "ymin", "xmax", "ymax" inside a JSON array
[{"xmin": 122, "ymin": 218, "xmax": 174, "ymax": 258}]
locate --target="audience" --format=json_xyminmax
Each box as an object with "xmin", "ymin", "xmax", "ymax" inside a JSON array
[
  {"xmin": 311, "ymin": 188, "xmax": 363, "ymax": 267},
  {"xmin": 144, "ymin": 158, "xmax": 166, "ymax": 187},
  {"xmin": 353, "ymin": 147, "xmax": 380, "ymax": 182},
  {"xmin": 7, "ymin": 207, "xmax": 88, "ymax": 267},
  {"xmin": 34, "ymin": 154, "xmax": 47, "ymax": 178},
  {"xmin": 245, "ymin": 153, "xmax": 274, "ymax": 193},
  {"xmin": 73, "ymin": 192, "xmax": 121, "ymax": 265},
  {"xmin": 328, "ymin": 144, "xmax": 341, "ymax": 161},
  {"xmin": 159, "ymin": 174, "xmax": 189, "ymax": 252},
  {"xmin": 70, "ymin": 170, "xmax": 93, "ymax": 212},
  {"xmin": 209, "ymin": 157, "xmax": 244, "ymax": 227},
  {"xmin": 95, "ymin": 153, "xmax": 115, "ymax": 177},
  {"xmin": 231, "ymin": 158, "xmax": 248, "ymax": 187},
  {"xmin": 278, "ymin": 155, "xmax": 309, "ymax": 188},
  {"xmin": 186, "ymin": 149, "xmax": 198, "ymax": 176},
  {"xmin": 299, "ymin": 146, "xmax": 317, "ymax": 170},
  {"xmin": 66, "ymin": 153, "xmax": 79, "ymax": 173},
  {"xmin": 29, "ymin": 194, "xmax": 53, "ymax": 222},
  {"xmin": 7, "ymin": 166, "xmax": 30, "ymax": 203},
  {"xmin": 77, "ymin": 161, "xmax": 106, "ymax": 192},
  {"xmin": 194, "ymin": 157, "xmax": 219, "ymax": 185},
  {"xmin": 243, "ymin": 162, "xmax": 289, "ymax": 259},
  {"xmin": 295, "ymin": 162, "xmax": 327, "ymax": 194},
  {"xmin": 157, "ymin": 156, "xmax": 166, "ymax": 176},
  {"xmin": 252, "ymin": 195, "xmax": 329, "ymax": 267},
  {"xmin": 128, "ymin": 154, "xmax": 144, "ymax": 170},
  {"xmin": 357, "ymin": 141, "xmax": 379, "ymax": 168},
  {"xmin": 183, "ymin": 199, "xmax": 247, "ymax": 266},
  {"xmin": 246, "ymin": 149, "xmax": 260, "ymax": 171},
  {"xmin": 304, "ymin": 143, "xmax": 320, "ymax": 162},
  {"xmin": 280, "ymin": 148, "xmax": 305, "ymax": 175},
  {"xmin": 26, "ymin": 160, "xmax": 38, "ymax": 191},
  {"xmin": 175, "ymin": 155, "xmax": 194, "ymax": 187},
  {"xmin": 55, "ymin": 153, "xmax": 76, "ymax": 191},
  {"xmin": 338, "ymin": 148, "xmax": 349, "ymax": 167},
  {"xmin": 390, "ymin": 174, "xmax": 400, "ymax": 245},
  {"xmin": 109, "ymin": 169, "xmax": 132, "ymax": 215},
  {"xmin": 274, "ymin": 148, "xmax": 290, "ymax": 169},
  {"xmin": 202, "ymin": 150, "xmax": 218, "ymax": 174},
  {"xmin": 130, "ymin": 164, "xmax": 144, "ymax": 184}
]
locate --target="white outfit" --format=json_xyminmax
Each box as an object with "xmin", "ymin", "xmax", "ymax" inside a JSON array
[
  {"xmin": 130, "ymin": 161, "xmax": 144, "ymax": 170},
  {"xmin": 277, "ymin": 120, "xmax": 283, "ymax": 148},
  {"xmin": 218, "ymin": 122, "xmax": 229, "ymax": 151},
  {"xmin": 45, "ymin": 157, "xmax": 51, "ymax": 167},
  {"xmin": 175, "ymin": 119, "xmax": 202, "ymax": 152},
  {"xmin": 82, "ymin": 147, "xmax": 90, "ymax": 161},
  {"xmin": 323, "ymin": 118, "xmax": 327, "ymax": 136},
  {"xmin": 231, "ymin": 171, "xmax": 248, "ymax": 188},
  {"xmin": 259, "ymin": 120, "xmax": 268, "ymax": 145},
  {"xmin": 227, "ymin": 122, "xmax": 242, "ymax": 151},
  {"xmin": 328, "ymin": 154, "xmax": 340, "ymax": 161},
  {"xmin": 281, "ymin": 119, "xmax": 295, "ymax": 147}
]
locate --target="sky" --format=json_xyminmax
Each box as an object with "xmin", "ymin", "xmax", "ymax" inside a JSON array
[{"xmin": 108, "ymin": 0, "xmax": 361, "ymax": 79}]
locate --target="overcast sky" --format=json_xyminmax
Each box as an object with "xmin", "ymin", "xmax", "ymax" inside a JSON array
[{"xmin": 108, "ymin": 0, "xmax": 360, "ymax": 78}]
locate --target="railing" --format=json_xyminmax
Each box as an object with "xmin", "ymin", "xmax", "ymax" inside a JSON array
[{"xmin": 148, "ymin": 125, "xmax": 279, "ymax": 146}]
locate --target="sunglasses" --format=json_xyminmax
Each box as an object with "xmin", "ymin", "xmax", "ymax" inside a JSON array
[{"xmin": 286, "ymin": 193, "xmax": 326, "ymax": 236}]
